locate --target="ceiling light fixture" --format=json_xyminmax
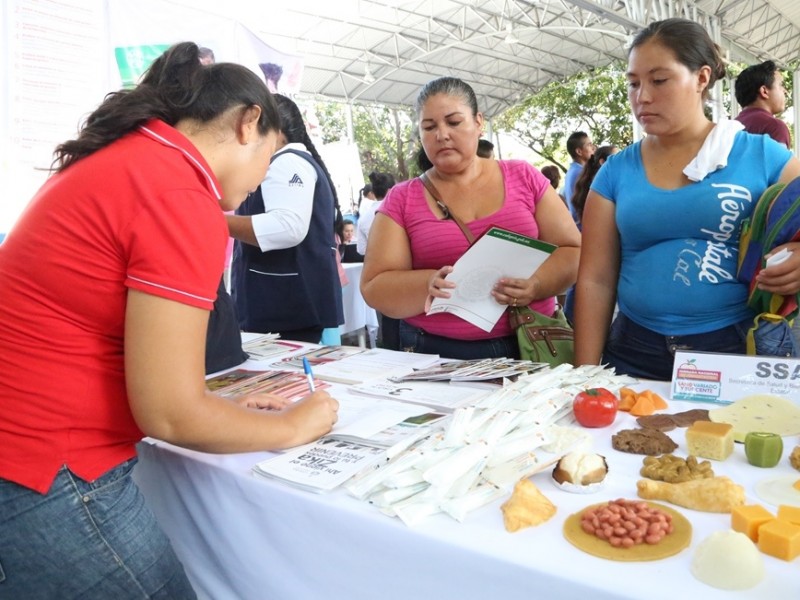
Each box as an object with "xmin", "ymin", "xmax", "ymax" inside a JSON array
[
  {"xmin": 504, "ymin": 23, "xmax": 519, "ymax": 45},
  {"xmin": 363, "ymin": 64, "xmax": 376, "ymax": 83}
]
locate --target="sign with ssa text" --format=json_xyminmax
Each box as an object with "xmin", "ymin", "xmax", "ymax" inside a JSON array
[{"xmin": 671, "ymin": 351, "xmax": 800, "ymax": 405}]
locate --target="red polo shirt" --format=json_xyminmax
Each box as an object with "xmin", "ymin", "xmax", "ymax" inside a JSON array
[{"xmin": 0, "ymin": 120, "xmax": 228, "ymax": 493}]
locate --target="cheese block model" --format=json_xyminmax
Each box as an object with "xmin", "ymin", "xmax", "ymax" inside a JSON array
[
  {"xmin": 686, "ymin": 421, "xmax": 734, "ymax": 461},
  {"xmin": 776, "ymin": 504, "xmax": 800, "ymax": 526},
  {"xmin": 731, "ymin": 504, "xmax": 775, "ymax": 542},
  {"xmin": 756, "ymin": 518, "xmax": 800, "ymax": 561}
]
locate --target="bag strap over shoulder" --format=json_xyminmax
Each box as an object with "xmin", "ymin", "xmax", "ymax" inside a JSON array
[{"xmin": 419, "ymin": 172, "xmax": 475, "ymax": 244}]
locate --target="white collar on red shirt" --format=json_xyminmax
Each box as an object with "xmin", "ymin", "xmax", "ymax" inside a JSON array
[{"xmin": 138, "ymin": 119, "xmax": 222, "ymax": 200}]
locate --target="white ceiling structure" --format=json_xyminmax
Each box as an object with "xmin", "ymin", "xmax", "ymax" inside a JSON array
[{"xmin": 209, "ymin": 0, "xmax": 800, "ymax": 118}]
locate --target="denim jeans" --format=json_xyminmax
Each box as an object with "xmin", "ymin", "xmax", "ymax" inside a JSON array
[
  {"xmin": 399, "ymin": 320, "xmax": 520, "ymax": 359},
  {"xmin": 0, "ymin": 458, "xmax": 196, "ymax": 600},
  {"xmin": 603, "ymin": 312, "xmax": 750, "ymax": 381}
]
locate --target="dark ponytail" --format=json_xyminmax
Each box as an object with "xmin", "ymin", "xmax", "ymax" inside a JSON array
[
  {"xmin": 274, "ymin": 94, "xmax": 343, "ymax": 231},
  {"xmin": 54, "ymin": 42, "xmax": 280, "ymax": 172}
]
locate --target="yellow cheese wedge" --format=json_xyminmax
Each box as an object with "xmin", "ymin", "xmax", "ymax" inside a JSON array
[
  {"xmin": 731, "ymin": 505, "xmax": 775, "ymax": 542},
  {"xmin": 757, "ymin": 519, "xmax": 800, "ymax": 561},
  {"xmin": 776, "ymin": 505, "xmax": 800, "ymax": 526}
]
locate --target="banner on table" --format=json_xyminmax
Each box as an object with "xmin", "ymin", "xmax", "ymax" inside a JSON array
[{"xmin": 671, "ymin": 350, "xmax": 800, "ymax": 405}]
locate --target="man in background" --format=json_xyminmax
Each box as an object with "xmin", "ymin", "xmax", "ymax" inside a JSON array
[
  {"xmin": 563, "ymin": 131, "xmax": 594, "ymax": 223},
  {"xmin": 735, "ymin": 60, "xmax": 791, "ymax": 148},
  {"xmin": 477, "ymin": 138, "xmax": 495, "ymax": 158}
]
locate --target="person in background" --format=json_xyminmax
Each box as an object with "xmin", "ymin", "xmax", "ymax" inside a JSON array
[
  {"xmin": 574, "ymin": 18, "xmax": 800, "ymax": 381},
  {"xmin": 477, "ymin": 138, "xmax": 495, "ymax": 158},
  {"xmin": 362, "ymin": 76, "xmax": 580, "ymax": 359},
  {"xmin": 198, "ymin": 46, "xmax": 215, "ymax": 65},
  {"xmin": 0, "ymin": 43, "xmax": 338, "ymax": 599},
  {"xmin": 735, "ymin": 60, "xmax": 791, "ymax": 149},
  {"xmin": 228, "ymin": 94, "xmax": 344, "ymax": 343},
  {"xmin": 339, "ymin": 218, "xmax": 363, "ymax": 263},
  {"xmin": 355, "ymin": 182, "xmax": 374, "ymax": 219},
  {"xmin": 342, "ymin": 219, "xmax": 356, "ymax": 244},
  {"xmin": 416, "ymin": 146, "xmax": 434, "ymax": 171},
  {"xmin": 562, "ymin": 144, "xmax": 618, "ymax": 323},
  {"xmin": 540, "ymin": 165, "xmax": 561, "ymax": 192},
  {"xmin": 357, "ymin": 171, "xmax": 396, "ymax": 257},
  {"xmin": 570, "ymin": 145, "xmax": 618, "ymax": 227},
  {"xmin": 563, "ymin": 131, "xmax": 595, "ymax": 221}
]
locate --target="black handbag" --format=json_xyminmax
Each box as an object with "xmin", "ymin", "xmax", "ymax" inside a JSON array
[{"xmin": 205, "ymin": 277, "xmax": 248, "ymax": 374}]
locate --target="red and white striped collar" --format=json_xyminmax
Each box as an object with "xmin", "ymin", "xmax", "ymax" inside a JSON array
[{"xmin": 138, "ymin": 119, "xmax": 222, "ymax": 200}]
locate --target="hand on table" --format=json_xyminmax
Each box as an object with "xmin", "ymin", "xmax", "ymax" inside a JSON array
[
  {"xmin": 285, "ymin": 390, "xmax": 340, "ymax": 443},
  {"xmin": 235, "ymin": 392, "xmax": 292, "ymax": 411}
]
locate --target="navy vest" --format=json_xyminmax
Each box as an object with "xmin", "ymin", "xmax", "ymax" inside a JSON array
[{"xmin": 231, "ymin": 149, "xmax": 344, "ymax": 333}]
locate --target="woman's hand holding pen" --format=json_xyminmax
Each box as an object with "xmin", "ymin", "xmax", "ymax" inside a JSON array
[{"xmin": 285, "ymin": 391, "xmax": 340, "ymax": 443}]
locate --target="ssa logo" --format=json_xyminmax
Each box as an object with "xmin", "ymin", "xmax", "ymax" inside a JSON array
[
  {"xmin": 755, "ymin": 361, "xmax": 800, "ymax": 380},
  {"xmin": 288, "ymin": 174, "xmax": 304, "ymax": 187}
]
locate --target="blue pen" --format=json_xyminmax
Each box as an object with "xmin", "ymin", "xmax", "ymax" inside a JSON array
[{"xmin": 302, "ymin": 357, "xmax": 316, "ymax": 393}]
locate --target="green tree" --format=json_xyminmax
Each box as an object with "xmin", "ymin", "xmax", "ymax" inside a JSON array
[
  {"xmin": 495, "ymin": 63, "xmax": 632, "ymax": 172},
  {"xmin": 314, "ymin": 101, "xmax": 418, "ymax": 182}
]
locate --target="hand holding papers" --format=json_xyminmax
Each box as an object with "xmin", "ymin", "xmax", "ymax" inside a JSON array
[{"xmin": 426, "ymin": 227, "xmax": 556, "ymax": 331}]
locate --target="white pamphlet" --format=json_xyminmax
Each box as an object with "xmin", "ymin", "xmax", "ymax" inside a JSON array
[{"xmin": 427, "ymin": 227, "xmax": 555, "ymax": 331}]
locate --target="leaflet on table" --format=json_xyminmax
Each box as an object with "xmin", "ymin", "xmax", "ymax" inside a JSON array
[
  {"xmin": 277, "ymin": 346, "xmax": 441, "ymax": 384},
  {"xmin": 252, "ymin": 413, "xmax": 448, "ymax": 493},
  {"xmin": 240, "ymin": 334, "xmax": 304, "ymax": 361},
  {"xmin": 333, "ymin": 411, "xmax": 449, "ymax": 451},
  {"xmin": 389, "ymin": 357, "xmax": 545, "ymax": 383},
  {"xmin": 205, "ymin": 369, "xmax": 329, "ymax": 401},
  {"xmin": 426, "ymin": 227, "xmax": 556, "ymax": 332},
  {"xmin": 274, "ymin": 345, "xmax": 369, "ymax": 371},
  {"xmin": 252, "ymin": 437, "xmax": 388, "ymax": 493},
  {"xmin": 349, "ymin": 379, "xmax": 492, "ymax": 411},
  {"xmin": 333, "ymin": 390, "xmax": 441, "ymax": 440}
]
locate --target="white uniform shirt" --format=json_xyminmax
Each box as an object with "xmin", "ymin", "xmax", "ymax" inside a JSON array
[
  {"xmin": 251, "ymin": 143, "xmax": 319, "ymax": 252},
  {"xmin": 356, "ymin": 201, "xmax": 381, "ymax": 256}
]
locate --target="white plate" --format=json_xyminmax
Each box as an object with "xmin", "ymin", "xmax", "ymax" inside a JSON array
[
  {"xmin": 551, "ymin": 477, "xmax": 606, "ymax": 494},
  {"xmin": 754, "ymin": 475, "xmax": 800, "ymax": 507}
]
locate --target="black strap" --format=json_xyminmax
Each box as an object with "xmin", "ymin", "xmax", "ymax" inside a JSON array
[{"xmin": 419, "ymin": 172, "xmax": 475, "ymax": 244}]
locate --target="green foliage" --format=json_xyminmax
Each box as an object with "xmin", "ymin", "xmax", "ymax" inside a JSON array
[
  {"xmin": 495, "ymin": 62, "xmax": 632, "ymax": 172},
  {"xmin": 314, "ymin": 101, "xmax": 418, "ymax": 182}
]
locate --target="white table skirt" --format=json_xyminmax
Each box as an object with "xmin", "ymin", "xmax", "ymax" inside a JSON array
[
  {"xmin": 133, "ymin": 383, "xmax": 798, "ymax": 600},
  {"xmin": 340, "ymin": 262, "xmax": 379, "ymax": 336}
]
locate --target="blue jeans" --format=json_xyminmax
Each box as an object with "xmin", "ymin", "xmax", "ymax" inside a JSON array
[
  {"xmin": 399, "ymin": 320, "xmax": 520, "ymax": 359},
  {"xmin": 603, "ymin": 313, "xmax": 750, "ymax": 381},
  {"xmin": 0, "ymin": 458, "xmax": 196, "ymax": 600}
]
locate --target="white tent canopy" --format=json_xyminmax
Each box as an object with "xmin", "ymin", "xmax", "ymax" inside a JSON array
[{"xmin": 178, "ymin": 0, "xmax": 800, "ymax": 117}]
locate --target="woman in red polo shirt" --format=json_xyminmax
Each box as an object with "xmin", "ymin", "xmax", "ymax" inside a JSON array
[{"xmin": 0, "ymin": 43, "xmax": 338, "ymax": 599}]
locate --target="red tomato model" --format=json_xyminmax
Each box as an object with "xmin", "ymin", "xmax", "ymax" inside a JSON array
[{"xmin": 573, "ymin": 388, "xmax": 619, "ymax": 428}]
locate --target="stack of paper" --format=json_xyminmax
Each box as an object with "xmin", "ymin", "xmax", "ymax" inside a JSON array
[{"xmin": 427, "ymin": 227, "xmax": 556, "ymax": 331}]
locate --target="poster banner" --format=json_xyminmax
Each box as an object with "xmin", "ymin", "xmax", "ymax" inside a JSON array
[{"xmin": 107, "ymin": 0, "xmax": 303, "ymax": 93}]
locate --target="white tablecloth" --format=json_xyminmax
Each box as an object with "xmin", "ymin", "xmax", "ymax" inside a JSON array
[
  {"xmin": 133, "ymin": 383, "xmax": 798, "ymax": 600},
  {"xmin": 340, "ymin": 262, "xmax": 379, "ymax": 336}
]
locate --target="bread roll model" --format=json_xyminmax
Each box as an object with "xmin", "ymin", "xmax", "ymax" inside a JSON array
[{"xmin": 552, "ymin": 452, "xmax": 608, "ymax": 486}]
